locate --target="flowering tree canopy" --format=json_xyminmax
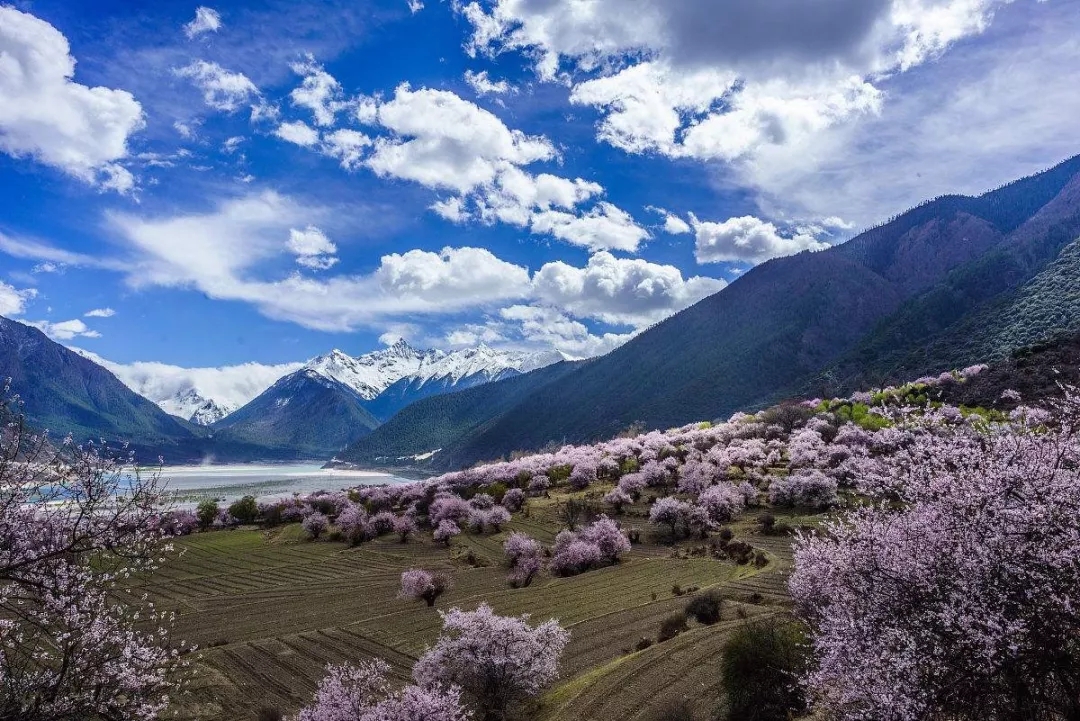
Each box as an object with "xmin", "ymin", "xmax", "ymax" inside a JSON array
[
  {"xmin": 399, "ymin": 569, "xmax": 452, "ymax": 607},
  {"xmin": 303, "ymin": 511, "xmax": 330, "ymax": 539},
  {"xmin": 577, "ymin": 515, "xmax": 630, "ymax": 563},
  {"xmin": 0, "ymin": 389, "xmax": 180, "ymax": 720},
  {"xmin": 295, "ymin": 659, "xmax": 469, "ymax": 721},
  {"xmin": 413, "ymin": 604, "xmax": 569, "ymax": 721},
  {"xmin": 433, "ymin": 519, "xmax": 461, "ymax": 546},
  {"xmin": 649, "ymin": 496, "xmax": 696, "ymax": 537},
  {"xmin": 791, "ymin": 394, "xmax": 1080, "ymax": 720},
  {"xmin": 337, "ymin": 504, "xmax": 373, "ymax": 545}
]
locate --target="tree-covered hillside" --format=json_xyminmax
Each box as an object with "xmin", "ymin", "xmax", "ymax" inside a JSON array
[
  {"xmin": 363, "ymin": 154, "xmax": 1080, "ymax": 471},
  {"xmin": 332, "ymin": 360, "xmax": 585, "ymax": 469},
  {"xmin": 213, "ymin": 369, "xmax": 383, "ymax": 458},
  {"xmin": 0, "ymin": 315, "xmax": 203, "ymax": 458}
]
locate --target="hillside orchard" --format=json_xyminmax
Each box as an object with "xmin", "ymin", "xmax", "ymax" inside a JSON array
[{"xmin": 8, "ymin": 365, "xmax": 1080, "ymax": 720}]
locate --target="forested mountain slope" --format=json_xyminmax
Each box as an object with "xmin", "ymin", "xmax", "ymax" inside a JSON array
[
  {"xmin": 380, "ymin": 154, "xmax": 1080, "ymax": 471},
  {"xmin": 212, "ymin": 369, "xmax": 383, "ymax": 458},
  {"xmin": 331, "ymin": 360, "xmax": 586, "ymax": 470}
]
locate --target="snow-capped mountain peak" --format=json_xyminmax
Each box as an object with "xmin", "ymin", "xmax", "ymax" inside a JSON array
[
  {"xmin": 157, "ymin": 388, "xmax": 236, "ymax": 426},
  {"xmin": 78, "ymin": 340, "xmax": 568, "ymax": 427},
  {"xmin": 408, "ymin": 344, "xmax": 568, "ymax": 387},
  {"xmin": 304, "ymin": 342, "xmax": 445, "ymax": 400}
]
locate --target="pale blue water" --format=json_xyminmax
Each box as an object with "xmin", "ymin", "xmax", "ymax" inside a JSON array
[{"xmin": 154, "ymin": 463, "xmax": 410, "ymax": 508}]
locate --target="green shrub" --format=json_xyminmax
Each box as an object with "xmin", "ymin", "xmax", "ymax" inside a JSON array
[
  {"xmin": 196, "ymin": 500, "xmax": 219, "ymax": 529},
  {"xmin": 718, "ymin": 617, "xmax": 809, "ymax": 721},
  {"xmin": 548, "ymin": 464, "xmax": 573, "ymax": 483},
  {"xmin": 228, "ymin": 495, "xmax": 258, "ymax": 524},
  {"xmin": 685, "ymin": 590, "xmax": 724, "ymax": 625},
  {"xmin": 658, "ymin": 613, "xmax": 689, "ymax": 642}
]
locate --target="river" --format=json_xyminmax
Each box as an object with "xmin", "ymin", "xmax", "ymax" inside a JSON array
[{"xmin": 154, "ymin": 463, "xmax": 411, "ymax": 508}]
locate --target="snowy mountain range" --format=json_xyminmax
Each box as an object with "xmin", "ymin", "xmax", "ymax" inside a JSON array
[
  {"xmin": 205, "ymin": 340, "xmax": 570, "ymax": 457},
  {"xmin": 308, "ymin": 340, "xmax": 567, "ymax": 402},
  {"xmin": 96, "ymin": 339, "xmax": 568, "ymax": 426}
]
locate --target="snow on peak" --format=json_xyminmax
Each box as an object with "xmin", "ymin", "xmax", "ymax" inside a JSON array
[
  {"xmin": 407, "ymin": 345, "xmax": 567, "ymax": 387},
  {"xmin": 305, "ymin": 342, "xmax": 445, "ymax": 399},
  {"xmin": 305, "ymin": 342, "xmax": 566, "ymax": 396},
  {"xmin": 158, "ymin": 388, "xmax": 236, "ymax": 426}
]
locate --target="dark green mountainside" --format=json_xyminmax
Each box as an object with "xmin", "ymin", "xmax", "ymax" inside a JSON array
[
  {"xmin": 331, "ymin": 360, "xmax": 585, "ymax": 471},
  {"xmin": 356, "ymin": 154, "xmax": 1080, "ymax": 472},
  {"xmin": 212, "ymin": 369, "xmax": 382, "ymax": 458},
  {"xmin": 0, "ymin": 315, "xmax": 201, "ymax": 453},
  {"xmin": 0, "ymin": 316, "xmax": 303, "ymax": 463}
]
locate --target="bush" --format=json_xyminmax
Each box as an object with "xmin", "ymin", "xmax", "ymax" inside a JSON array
[
  {"xmin": 685, "ymin": 590, "xmax": 724, "ymax": 625},
  {"xmin": 758, "ymin": 513, "xmax": 776, "ymax": 534},
  {"xmin": 196, "ymin": 500, "xmax": 219, "ymax": 529},
  {"xmin": 658, "ymin": 613, "xmax": 689, "ymax": 642},
  {"xmin": 486, "ymin": 482, "xmax": 508, "ymax": 502},
  {"xmin": 634, "ymin": 637, "xmax": 654, "ymax": 652},
  {"xmin": 718, "ymin": 618, "xmax": 808, "ymax": 721},
  {"xmin": 228, "ymin": 495, "xmax": 259, "ymax": 524},
  {"xmin": 646, "ymin": 699, "xmax": 699, "ymax": 721}
]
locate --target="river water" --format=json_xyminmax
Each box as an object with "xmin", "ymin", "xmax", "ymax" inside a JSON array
[{"xmin": 154, "ymin": 463, "xmax": 411, "ymax": 508}]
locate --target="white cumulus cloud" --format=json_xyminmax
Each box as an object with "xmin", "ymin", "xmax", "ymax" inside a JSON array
[
  {"xmin": 691, "ymin": 214, "xmax": 830, "ymax": 265},
  {"xmin": 175, "ymin": 60, "xmax": 259, "ymax": 112},
  {"xmin": 289, "ymin": 55, "xmax": 352, "ymax": 127},
  {"xmin": 499, "ymin": 305, "xmax": 633, "ymax": 359},
  {"xmin": 99, "ymin": 191, "xmax": 533, "ymax": 331},
  {"xmin": 272, "ymin": 79, "xmax": 649, "ymax": 252},
  {"xmin": 456, "ymin": 0, "xmax": 1018, "ymax": 178},
  {"xmin": 79, "ymin": 350, "xmax": 302, "ymax": 416},
  {"xmin": 26, "ymin": 318, "xmax": 100, "ymax": 340},
  {"xmin": 84, "ymin": 307, "xmax": 116, "ymax": 318},
  {"xmin": 532, "ymin": 251, "xmax": 725, "ymax": 327},
  {"xmin": 0, "ymin": 282, "xmax": 36, "ymax": 317},
  {"xmin": 464, "ymin": 70, "xmax": 514, "ymax": 96},
  {"xmin": 0, "ymin": 7, "xmax": 144, "ymax": 191},
  {"xmin": 530, "ymin": 202, "xmax": 650, "ymax": 254},
  {"xmin": 274, "ymin": 120, "xmax": 320, "ymax": 147},
  {"xmin": 287, "ymin": 225, "xmax": 338, "ymax": 270}
]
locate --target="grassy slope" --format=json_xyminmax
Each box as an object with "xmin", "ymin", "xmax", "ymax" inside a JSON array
[
  {"xmin": 213, "ymin": 371, "xmax": 382, "ymax": 458},
  {"xmin": 129, "ymin": 491, "xmax": 804, "ymax": 721}
]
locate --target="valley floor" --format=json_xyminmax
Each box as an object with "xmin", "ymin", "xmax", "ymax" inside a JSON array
[{"xmin": 127, "ymin": 493, "xmax": 806, "ymax": 721}]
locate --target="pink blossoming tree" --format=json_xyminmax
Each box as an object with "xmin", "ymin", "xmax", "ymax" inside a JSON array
[
  {"xmin": 295, "ymin": 659, "xmax": 469, "ymax": 721},
  {"xmin": 413, "ymin": 604, "xmax": 570, "ymax": 721},
  {"xmin": 399, "ymin": 569, "xmax": 452, "ymax": 607},
  {"xmin": 0, "ymin": 390, "xmax": 181, "ymax": 720},
  {"xmin": 791, "ymin": 392, "xmax": 1080, "ymax": 720}
]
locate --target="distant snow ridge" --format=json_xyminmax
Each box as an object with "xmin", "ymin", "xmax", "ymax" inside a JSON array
[
  {"xmin": 305, "ymin": 339, "xmax": 445, "ymax": 399},
  {"xmin": 158, "ymin": 389, "xmax": 236, "ymax": 426},
  {"xmin": 305, "ymin": 339, "xmax": 567, "ymax": 397},
  {"xmin": 90, "ymin": 339, "xmax": 567, "ymax": 426}
]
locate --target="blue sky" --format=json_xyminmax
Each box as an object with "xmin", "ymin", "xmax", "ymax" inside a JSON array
[{"xmin": 2, "ymin": 0, "xmax": 1079, "ymax": 381}]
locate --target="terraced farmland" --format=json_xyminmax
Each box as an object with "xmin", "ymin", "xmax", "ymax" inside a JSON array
[{"xmin": 134, "ymin": 503, "xmax": 797, "ymax": 721}]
